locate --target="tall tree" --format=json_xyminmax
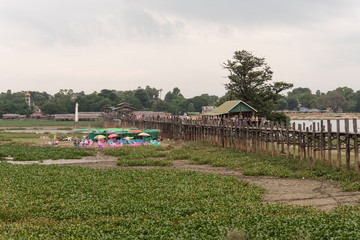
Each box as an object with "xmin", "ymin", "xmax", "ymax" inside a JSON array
[
  {"xmin": 223, "ymin": 50, "xmax": 293, "ymax": 116},
  {"xmin": 317, "ymin": 92, "xmax": 348, "ymax": 113}
]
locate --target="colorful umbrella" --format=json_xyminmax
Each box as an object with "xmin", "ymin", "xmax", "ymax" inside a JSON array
[
  {"xmin": 123, "ymin": 137, "xmax": 133, "ymax": 140},
  {"xmin": 138, "ymin": 132, "xmax": 151, "ymax": 137},
  {"xmin": 108, "ymin": 134, "xmax": 118, "ymax": 138},
  {"xmin": 94, "ymin": 135, "xmax": 106, "ymax": 139},
  {"xmin": 128, "ymin": 130, "xmax": 142, "ymax": 133}
]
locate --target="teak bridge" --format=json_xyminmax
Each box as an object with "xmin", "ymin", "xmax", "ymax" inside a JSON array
[{"xmin": 103, "ymin": 117, "xmax": 360, "ymax": 172}]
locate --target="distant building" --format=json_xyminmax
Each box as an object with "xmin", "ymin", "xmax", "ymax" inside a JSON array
[
  {"xmin": 114, "ymin": 102, "xmax": 136, "ymax": 116},
  {"xmin": 25, "ymin": 92, "xmax": 31, "ymax": 107},
  {"xmin": 2, "ymin": 114, "xmax": 26, "ymax": 120},
  {"xmin": 53, "ymin": 112, "xmax": 102, "ymax": 121}
]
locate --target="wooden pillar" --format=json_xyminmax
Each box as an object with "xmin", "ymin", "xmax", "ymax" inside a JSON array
[
  {"xmin": 275, "ymin": 123, "xmax": 280, "ymax": 156},
  {"xmin": 265, "ymin": 122, "xmax": 269, "ymax": 154},
  {"xmin": 327, "ymin": 120, "xmax": 332, "ymax": 167},
  {"xmin": 354, "ymin": 119, "xmax": 359, "ymax": 172},
  {"xmin": 280, "ymin": 123, "xmax": 285, "ymax": 154},
  {"xmin": 246, "ymin": 122, "xmax": 250, "ymax": 152},
  {"xmin": 299, "ymin": 125, "xmax": 303, "ymax": 161},
  {"xmin": 286, "ymin": 122, "xmax": 290, "ymax": 158},
  {"xmin": 345, "ymin": 119, "xmax": 350, "ymax": 170},
  {"xmin": 312, "ymin": 122, "xmax": 316, "ymax": 165},
  {"xmin": 320, "ymin": 120, "xmax": 325, "ymax": 165},
  {"xmin": 306, "ymin": 127, "xmax": 310, "ymax": 163},
  {"xmin": 336, "ymin": 119, "xmax": 341, "ymax": 167},
  {"xmin": 271, "ymin": 122, "xmax": 275, "ymax": 157},
  {"xmin": 292, "ymin": 122, "xmax": 296, "ymax": 159}
]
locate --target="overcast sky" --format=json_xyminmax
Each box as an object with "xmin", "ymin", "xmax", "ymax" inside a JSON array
[{"xmin": 1, "ymin": 0, "xmax": 360, "ymax": 98}]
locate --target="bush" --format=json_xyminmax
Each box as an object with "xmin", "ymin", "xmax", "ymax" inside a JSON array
[{"xmin": 267, "ymin": 111, "xmax": 289, "ymax": 124}]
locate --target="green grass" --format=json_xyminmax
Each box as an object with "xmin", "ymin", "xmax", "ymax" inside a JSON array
[
  {"xmin": 0, "ymin": 120, "xmax": 103, "ymax": 128},
  {"xmin": 0, "ymin": 132, "xmax": 85, "ymax": 145},
  {"xmin": 104, "ymin": 146, "xmax": 172, "ymax": 166},
  {"xmin": 117, "ymin": 158, "xmax": 173, "ymax": 166},
  {"xmin": 0, "ymin": 145, "xmax": 95, "ymax": 161},
  {"xmin": 0, "ymin": 163, "xmax": 359, "ymax": 239},
  {"xmin": 56, "ymin": 127, "xmax": 73, "ymax": 130},
  {"xmin": 163, "ymin": 143, "xmax": 360, "ymax": 192},
  {"xmin": 106, "ymin": 143, "xmax": 360, "ymax": 190}
]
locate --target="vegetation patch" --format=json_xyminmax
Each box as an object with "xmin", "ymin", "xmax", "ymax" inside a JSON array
[
  {"xmin": 0, "ymin": 145, "xmax": 95, "ymax": 161},
  {"xmin": 104, "ymin": 146, "xmax": 171, "ymax": 166},
  {"xmin": 0, "ymin": 132, "xmax": 85, "ymax": 145},
  {"xmin": 0, "ymin": 120, "xmax": 102, "ymax": 128},
  {"xmin": 56, "ymin": 127, "xmax": 73, "ymax": 130},
  {"xmin": 117, "ymin": 158, "xmax": 172, "ymax": 166},
  {"xmin": 0, "ymin": 163, "xmax": 360, "ymax": 239},
  {"xmin": 162, "ymin": 143, "xmax": 360, "ymax": 191}
]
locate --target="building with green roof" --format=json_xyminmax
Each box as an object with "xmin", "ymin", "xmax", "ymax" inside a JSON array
[{"xmin": 202, "ymin": 100, "xmax": 257, "ymax": 118}]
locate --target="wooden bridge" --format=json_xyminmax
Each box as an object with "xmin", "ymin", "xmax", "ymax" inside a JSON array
[{"xmin": 103, "ymin": 117, "xmax": 360, "ymax": 172}]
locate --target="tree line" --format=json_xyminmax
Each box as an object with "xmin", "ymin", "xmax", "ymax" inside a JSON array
[
  {"xmin": 277, "ymin": 87, "xmax": 360, "ymax": 113},
  {"xmin": 0, "ymin": 87, "xmax": 219, "ymax": 117}
]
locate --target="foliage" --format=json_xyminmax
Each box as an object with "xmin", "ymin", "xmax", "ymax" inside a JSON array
[
  {"xmin": 170, "ymin": 143, "xmax": 360, "ymax": 191},
  {"xmin": 0, "ymin": 120, "xmax": 102, "ymax": 128},
  {"xmin": 104, "ymin": 145, "xmax": 171, "ymax": 166},
  {"xmin": 278, "ymin": 86, "xmax": 360, "ymax": 113},
  {"xmin": 0, "ymin": 86, "xmax": 219, "ymax": 117},
  {"xmin": 117, "ymin": 158, "xmax": 172, "ymax": 166},
  {"xmin": 0, "ymin": 145, "xmax": 95, "ymax": 161},
  {"xmin": 317, "ymin": 91, "xmax": 348, "ymax": 113},
  {"xmin": 0, "ymin": 164, "xmax": 265, "ymax": 239},
  {"xmin": 267, "ymin": 112, "xmax": 288, "ymax": 124},
  {"xmin": 223, "ymin": 50, "xmax": 293, "ymax": 117},
  {"xmin": 1, "ymin": 139, "xmax": 360, "ymax": 238},
  {"xmin": 0, "ymin": 162, "xmax": 360, "ymax": 239}
]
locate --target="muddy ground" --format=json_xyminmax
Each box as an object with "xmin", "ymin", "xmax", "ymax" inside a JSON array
[{"xmin": 9, "ymin": 153, "xmax": 360, "ymax": 211}]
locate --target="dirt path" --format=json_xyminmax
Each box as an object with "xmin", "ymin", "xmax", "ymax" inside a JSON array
[{"xmin": 8, "ymin": 154, "xmax": 360, "ymax": 211}]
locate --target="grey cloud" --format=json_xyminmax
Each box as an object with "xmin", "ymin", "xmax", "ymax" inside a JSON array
[
  {"xmin": 0, "ymin": 0, "xmax": 185, "ymax": 45},
  {"xmin": 128, "ymin": 0, "xmax": 359, "ymax": 27},
  {"xmin": 1, "ymin": 0, "xmax": 359, "ymax": 51},
  {"xmin": 0, "ymin": 0, "xmax": 111, "ymax": 45},
  {"xmin": 1, "ymin": 0, "xmax": 358, "ymax": 46}
]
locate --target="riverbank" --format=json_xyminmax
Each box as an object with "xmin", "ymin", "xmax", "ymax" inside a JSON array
[{"xmin": 286, "ymin": 112, "xmax": 360, "ymax": 120}]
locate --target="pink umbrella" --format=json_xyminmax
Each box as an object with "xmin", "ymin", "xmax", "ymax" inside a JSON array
[{"xmin": 108, "ymin": 134, "xmax": 119, "ymax": 138}]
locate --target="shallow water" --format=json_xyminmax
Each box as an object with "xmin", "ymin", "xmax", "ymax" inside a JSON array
[{"xmin": 290, "ymin": 119, "xmax": 360, "ymax": 132}]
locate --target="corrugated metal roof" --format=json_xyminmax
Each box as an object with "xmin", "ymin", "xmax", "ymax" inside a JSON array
[{"xmin": 202, "ymin": 100, "xmax": 257, "ymax": 116}]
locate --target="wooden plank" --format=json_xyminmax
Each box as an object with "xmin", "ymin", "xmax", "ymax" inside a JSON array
[
  {"xmin": 354, "ymin": 118, "xmax": 359, "ymax": 172},
  {"xmin": 320, "ymin": 120, "xmax": 325, "ymax": 165},
  {"xmin": 246, "ymin": 122, "xmax": 250, "ymax": 153},
  {"xmin": 327, "ymin": 120, "xmax": 332, "ymax": 167},
  {"xmin": 265, "ymin": 122, "xmax": 269, "ymax": 154},
  {"xmin": 306, "ymin": 127, "xmax": 310, "ymax": 164},
  {"xmin": 299, "ymin": 124, "xmax": 303, "ymax": 161},
  {"xmin": 239, "ymin": 121, "xmax": 244, "ymax": 151},
  {"xmin": 257, "ymin": 124, "xmax": 261, "ymax": 152},
  {"xmin": 280, "ymin": 123, "xmax": 285, "ymax": 155},
  {"xmin": 313, "ymin": 122, "xmax": 317, "ymax": 165},
  {"xmin": 271, "ymin": 122, "xmax": 275, "ymax": 157},
  {"xmin": 293, "ymin": 122, "xmax": 296, "ymax": 159},
  {"xmin": 286, "ymin": 122, "xmax": 290, "ymax": 158},
  {"xmin": 336, "ymin": 119, "xmax": 341, "ymax": 167},
  {"xmin": 276, "ymin": 123, "xmax": 280, "ymax": 156},
  {"xmin": 345, "ymin": 118, "xmax": 350, "ymax": 170}
]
